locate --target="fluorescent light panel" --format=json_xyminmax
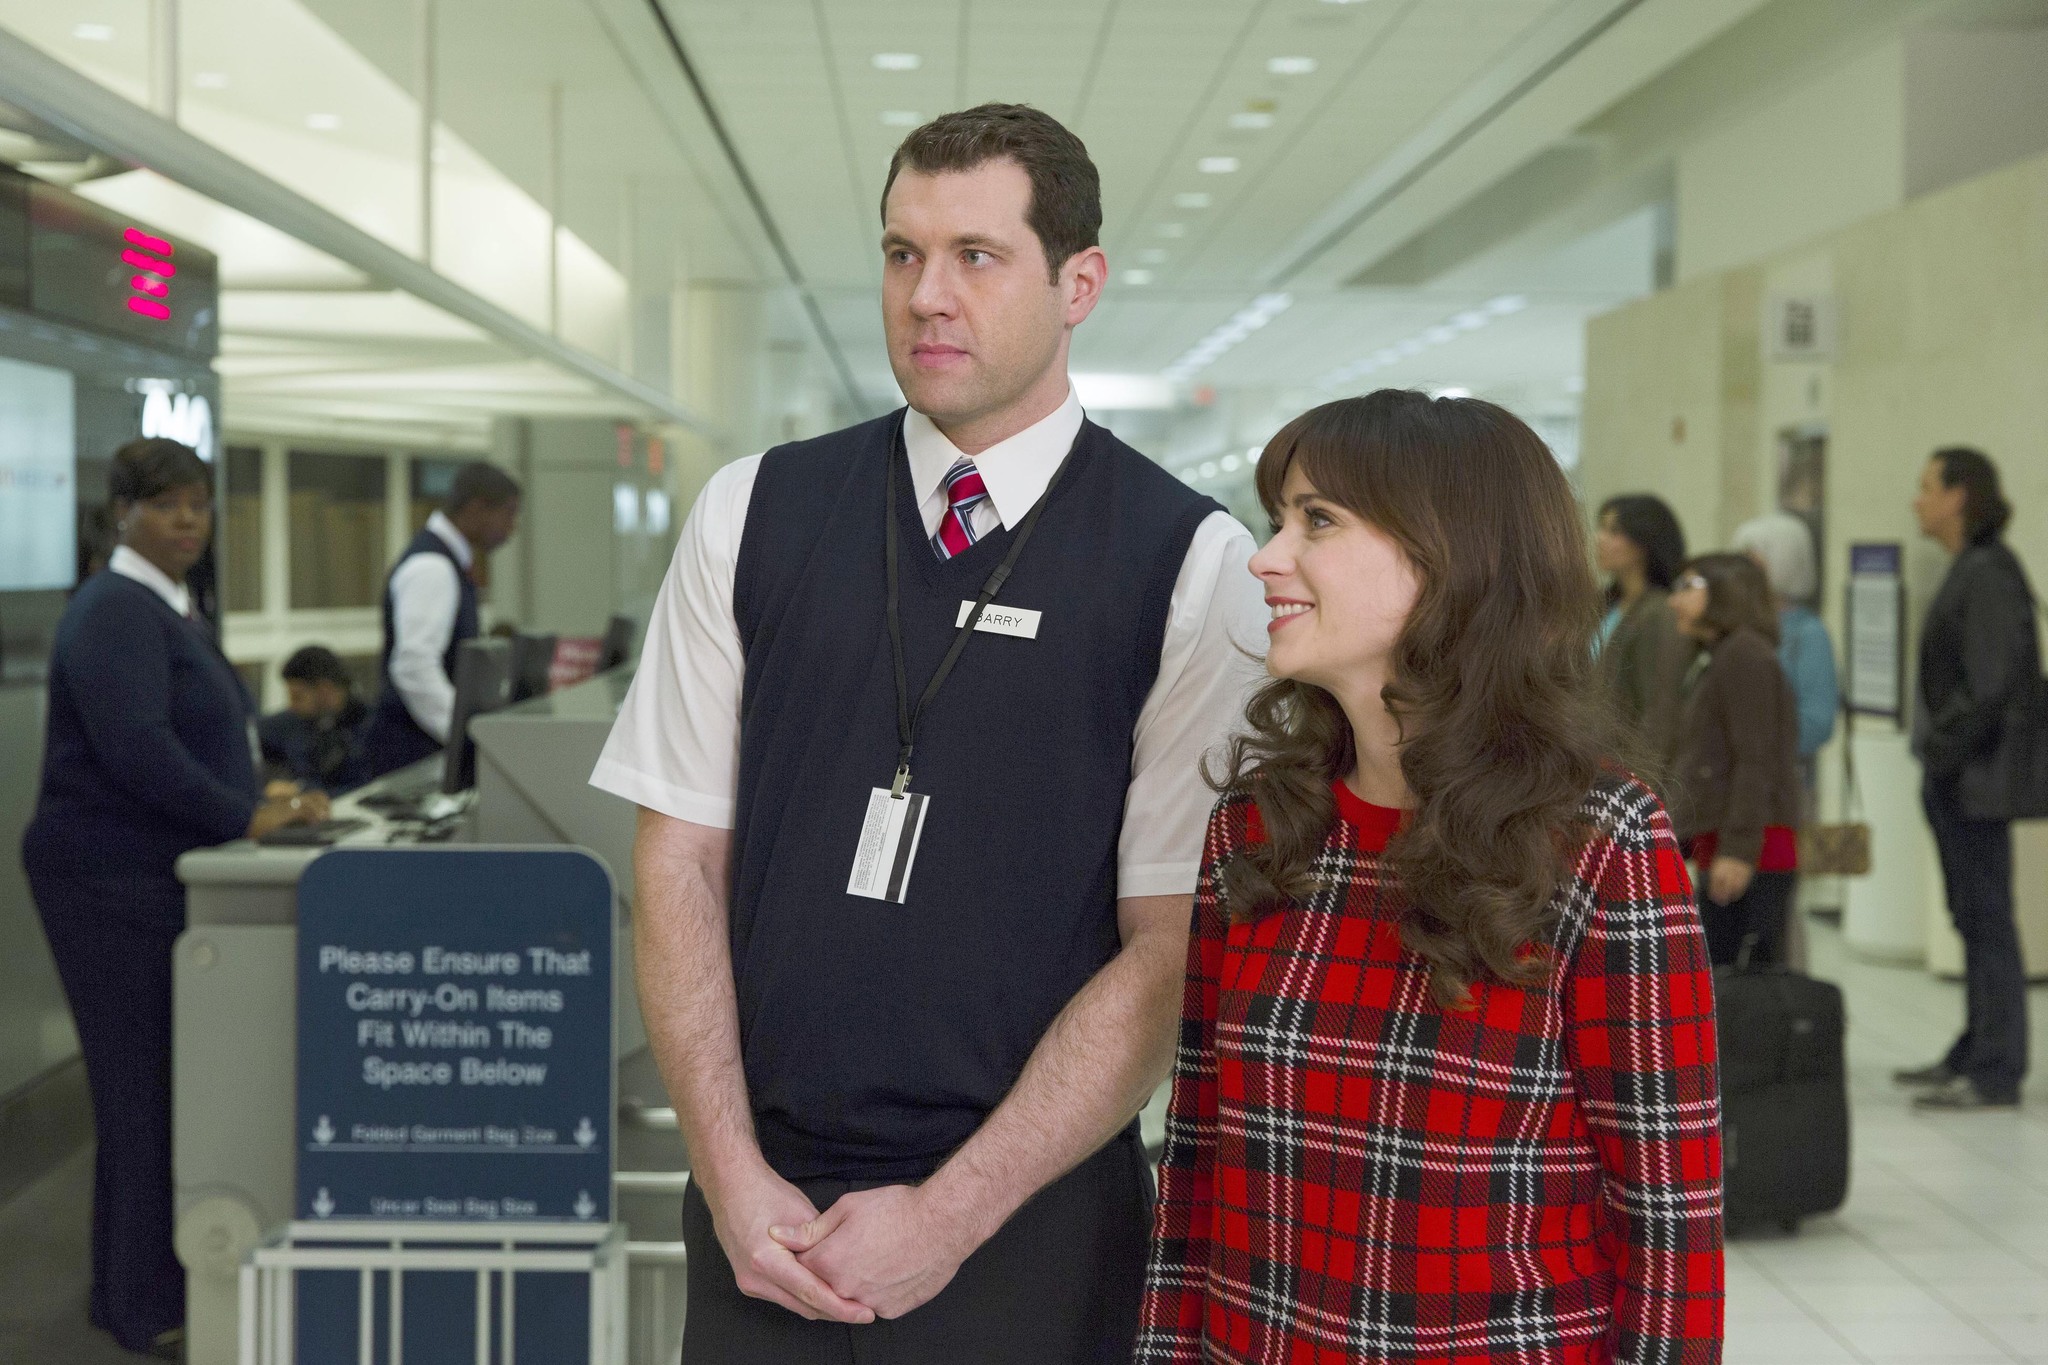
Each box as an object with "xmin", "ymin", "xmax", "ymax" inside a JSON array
[
  {"xmin": 1162, "ymin": 293, "xmax": 1293, "ymax": 384},
  {"xmin": 1318, "ymin": 295, "xmax": 1526, "ymax": 389}
]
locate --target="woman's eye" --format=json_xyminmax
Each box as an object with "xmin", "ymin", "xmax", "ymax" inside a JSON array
[{"xmin": 1306, "ymin": 509, "xmax": 1334, "ymax": 529}]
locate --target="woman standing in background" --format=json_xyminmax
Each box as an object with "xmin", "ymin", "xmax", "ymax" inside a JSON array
[
  {"xmin": 1669, "ymin": 553, "xmax": 1804, "ymax": 967},
  {"xmin": 1594, "ymin": 493, "xmax": 1693, "ymax": 768},
  {"xmin": 1733, "ymin": 511, "xmax": 1840, "ymax": 789},
  {"xmin": 21, "ymin": 439, "xmax": 324, "ymax": 1358}
]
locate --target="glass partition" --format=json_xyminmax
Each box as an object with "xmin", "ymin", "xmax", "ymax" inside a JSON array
[
  {"xmin": 221, "ymin": 442, "xmax": 263, "ymax": 612},
  {"xmin": 287, "ymin": 448, "xmax": 385, "ymax": 608}
]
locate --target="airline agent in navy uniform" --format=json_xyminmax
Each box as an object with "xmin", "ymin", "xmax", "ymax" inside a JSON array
[
  {"xmin": 592, "ymin": 105, "xmax": 1265, "ymax": 1362},
  {"xmin": 23, "ymin": 438, "xmax": 326, "ymax": 1359},
  {"xmin": 361, "ymin": 462, "xmax": 521, "ymax": 779}
]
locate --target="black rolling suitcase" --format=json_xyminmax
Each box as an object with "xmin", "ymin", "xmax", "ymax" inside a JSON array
[{"xmin": 1714, "ymin": 959, "xmax": 1850, "ymax": 1233}]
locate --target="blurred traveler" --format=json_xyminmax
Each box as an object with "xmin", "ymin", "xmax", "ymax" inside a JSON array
[
  {"xmin": 20, "ymin": 438, "xmax": 325, "ymax": 1359},
  {"xmin": 592, "ymin": 105, "xmax": 1264, "ymax": 1359},
  {"xmin": 1669, "ymin": 553, "xmax": 1804, "ymax": 966},
  {"xmin": 260, "ymin": 645, "xmax": 371, "ymax": 793},
  {"xmin": 1897, "ymin": 447, "xmax": 2039, "ymax": 1111},
  {"xmin": 1733, "ymin": 511, "xmax": 1840, "ymax": 786},
  {"xmin": 361, "ymin": 462, "xmax": 521, "ymax": 778},
  {"xmin": 1594, "ymin": 493, "xmax": 1692, "ymax": 767},
  {"xmin": 1138, "ymin": 392, "xmax": 1722, "ymax": 1364}
]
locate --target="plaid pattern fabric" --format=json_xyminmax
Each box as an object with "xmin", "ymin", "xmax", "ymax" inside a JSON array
[{"xmin": 1137, "ymin": 774, "xmax": 1724, "ymax": 1364}]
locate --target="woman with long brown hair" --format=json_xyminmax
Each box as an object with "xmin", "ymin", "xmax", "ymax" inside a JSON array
[
  {"xmin": 1136, "ymin": 392, "xmax": 1723, "ymax": 1365},
  {"xmin": 1667, "ymin": 553, "xmax": 1804, "ymax": 968}
]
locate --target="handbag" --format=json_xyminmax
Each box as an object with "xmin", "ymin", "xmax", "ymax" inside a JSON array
[{"xmin": 1799, "ymin": 709, "xmax": 1872, "ymax": 876}]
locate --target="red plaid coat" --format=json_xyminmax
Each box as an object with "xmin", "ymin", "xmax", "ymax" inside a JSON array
[{"xmin": 1137, "ymin": 775, "xmax": 1723, "ymax": 1364}]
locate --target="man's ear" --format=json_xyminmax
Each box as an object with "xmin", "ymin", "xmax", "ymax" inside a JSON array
[{"xmin": 1063, "ymin": 245, "xmax": 1108, "ymax": 327}]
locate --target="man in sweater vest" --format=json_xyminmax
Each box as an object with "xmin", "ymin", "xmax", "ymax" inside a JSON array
[
  {"xmin": 593, "ymin": 105, "xmax": 1264, "ymax": 1362},
  {"xmin": 362, "ymin": 462, "xmax": 521, "ymax": 779}
]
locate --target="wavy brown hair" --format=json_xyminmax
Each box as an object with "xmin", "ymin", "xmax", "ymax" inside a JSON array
[{"xmin": 1218, "ymin": 391, "xmax": 1616, "ymax": 1007}]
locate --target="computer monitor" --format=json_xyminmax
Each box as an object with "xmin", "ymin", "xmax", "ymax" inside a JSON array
[
  {"xmin": 508, "ymin": 631, "xmax": 557, "ymax": 704},
  {"xmin": 442, "ymin": 638, "xmax": 512, "ymax": 794},
  {"xmin": 598, "ymin": 614, "xmax": 635, "ymax": 672}
]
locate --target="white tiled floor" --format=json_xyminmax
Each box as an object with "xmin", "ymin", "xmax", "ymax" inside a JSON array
[{"xmin": 1726, "ymin": 915, "xmax": 2048, "ymax": 1364}]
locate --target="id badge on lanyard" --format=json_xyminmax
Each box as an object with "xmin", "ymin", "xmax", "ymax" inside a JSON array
[{"xmin": 844, "ymin": 421, "xmax": 1078, "ymax": 904}]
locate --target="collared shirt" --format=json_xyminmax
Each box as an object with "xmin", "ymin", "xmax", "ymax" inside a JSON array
[
  {"xmin": 386, "ymin": 510, "xmax": 474, "ymax": 744},
  {"xmin": 592, "ymin": 390, "xmax": 1268, "ymax": 898},
  {"xmin": 109, "ymin": 544, "xmax": 193, "ymax": 618}
]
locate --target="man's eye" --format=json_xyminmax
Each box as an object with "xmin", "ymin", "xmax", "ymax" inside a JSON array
[{"xmin": 963, "ymin": 250, "xmax": 991, "ymax": 267}]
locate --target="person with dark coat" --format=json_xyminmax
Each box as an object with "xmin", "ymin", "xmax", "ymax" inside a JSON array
[
  {"xmin": 1897, "ymin": 447, "xmax": 2041, "ymax": 1111},
  {"xmin": 360, "ymin": 462, "xmax": 521, "ymax": 779},
  {"xmin": 1668, "ymin": 552, "xmax": 1805, "ymax": 967},
  {"xmin": 1594, "ymin": 493, "xmax": 1693, "ymax": 769},
  {"xmin": 259, "ymin": 645, "xmax": 372, "ymax": 793},
  {"xmin": 22, "ymin": 439, "xmax": 325, "ymax": 1358}
]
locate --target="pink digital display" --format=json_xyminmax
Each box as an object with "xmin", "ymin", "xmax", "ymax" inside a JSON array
[{"xmin": 122, "ymin": 227, "xmax": 176, "ymax": 323}]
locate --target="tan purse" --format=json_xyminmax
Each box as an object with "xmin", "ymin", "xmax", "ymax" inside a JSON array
[{"xmin": 1799, "ymin": 711, "xmax": 1872, "ymax": 876}]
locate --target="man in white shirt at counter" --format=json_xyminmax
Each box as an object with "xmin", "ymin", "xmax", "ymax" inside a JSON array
[
  {"xmin": 590, "ymin": 104, "xmax": 1266, "ymax": 1363},
  {"xmin": 361, "ymin": 462, "xmax": 520, "ymax": 778}
]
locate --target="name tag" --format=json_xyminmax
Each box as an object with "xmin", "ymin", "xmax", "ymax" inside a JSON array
[{"xmin": 956, "ymin": 600, "xmax": 1041, "ymax": 639}]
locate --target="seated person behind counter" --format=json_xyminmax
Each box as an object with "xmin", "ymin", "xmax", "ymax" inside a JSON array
[{"xmin": 260, "ymin": 645, "xmax": 371, "ymax": 793}]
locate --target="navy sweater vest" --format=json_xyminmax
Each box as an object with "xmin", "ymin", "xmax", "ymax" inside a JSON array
[
  {"xmin": 24, "ymin": 572, "xmax": 261, "ymax": 890},
  {"xmin": 731, "ymin": 410, "xmax": 1220, "ymax": 1181},
  {"xmin": 363, "ymin": 527, "xmax": 479, "ymax": 777}
]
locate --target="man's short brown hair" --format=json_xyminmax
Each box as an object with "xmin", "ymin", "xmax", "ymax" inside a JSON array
[{"xmin": 881, "ymin": 103, "xmax": 1101, "ymax": 283}]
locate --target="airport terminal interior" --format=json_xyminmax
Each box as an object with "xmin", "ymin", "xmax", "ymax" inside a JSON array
[{"xmin": 3, "ymin": 0, "xmax": 2048, "ymax": 1360}]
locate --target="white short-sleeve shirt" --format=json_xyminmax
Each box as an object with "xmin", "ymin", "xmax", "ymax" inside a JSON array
[{"xmin": 590, "ymin": 388, "xmax": 1268, "ymax": 898}]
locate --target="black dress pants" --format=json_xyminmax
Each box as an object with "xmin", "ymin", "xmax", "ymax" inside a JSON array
[
  {"xmin": 681, "ymin": 1131, "xmax": 1153, "ymax": 1365},
  {"xmin": 28, "ymin": 869, "xmax": 187, "ymax": 1352},
  {"xmin": 1700, "ymin": 869, "xmax": 1796, "ymax": 968},
  {"xmin": 1923, "ymin": 780, "xmax": 2028, "ymax": 1101}
]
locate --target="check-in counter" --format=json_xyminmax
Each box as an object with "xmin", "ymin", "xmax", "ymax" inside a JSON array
[{"xmin": 171, "ymin": 668, "xmax": 672, "ymax": 1365}]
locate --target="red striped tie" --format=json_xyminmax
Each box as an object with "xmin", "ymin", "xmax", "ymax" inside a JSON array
[{"xmin": 931, "ymin": 457, "xmax": 989, "ymax": 560}]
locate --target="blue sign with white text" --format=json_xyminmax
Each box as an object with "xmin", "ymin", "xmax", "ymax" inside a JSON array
[{"xmin": 296, "ymin": 847, "xmax": 614, "ymax": 1224}]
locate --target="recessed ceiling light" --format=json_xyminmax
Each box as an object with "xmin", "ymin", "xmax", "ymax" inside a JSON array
[
  {"xmin": 1220, "ymin": 454, "xmax": 1242, "ymax": 473},
  {"xmin": 1268, "ymin": 56, "xmax": 1318, "ymax": 75},
  {"xmin": 1122, "ymin": 269, "xmax": 1154, "ymax": 286},
  {"xmin": 872, "ymin": 52, "xmax": 922, "ymax": 70},
  {"xmin": 1173, "ymin": 192, "xmax": 1212, "ymax": 209},
  {"xmin": 1199, "ymin": 462, "xmax": 1219, "ymax": 479},
  {"xmin": 192, "ymin": 71, "xmax": 228, "ymax": 89},
  {"xmin": 1229, "ymin": 111, "xmax": 1275, "ymax": 130},
  {"xmin": 305, "ymin": 113, "xmax": 341, "ymax": 131},
  {"xmin": 1197, "ymin": 156, "xmax": 1239, "ymax": 174},
  {"xmin": 879, "ymin": 110, "xmax": 920, "ymax": 127},
  {"xmin": 1157, "ymin": 223, "xmax": 1187, "ymax": 238},
  {"xmin": 1137, "ymin": 248, "xmax": 1167, "ymax": 264},
  {"xmin": 73, "ymin": 22, "xmax": 114, "ymax": 40}
]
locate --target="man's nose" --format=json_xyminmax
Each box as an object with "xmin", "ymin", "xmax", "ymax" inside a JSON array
[{"xmin": 909, "ymin": 264, "xmax": 955, "ymax": 317}]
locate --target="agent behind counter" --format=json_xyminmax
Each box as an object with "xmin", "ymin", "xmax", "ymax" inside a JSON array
[
  {"xmin": 22, "ymin": 437, "xmax": 328, "ymax": 1359},
  {"xmin": 361, "ymin": 461, "xmax": 522, "ymax": 780}
]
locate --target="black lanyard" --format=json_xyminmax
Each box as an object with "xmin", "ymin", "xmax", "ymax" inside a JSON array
[{"xmin": 882, "ymin": 420, "xmax": 1082, "ymax": 796}]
